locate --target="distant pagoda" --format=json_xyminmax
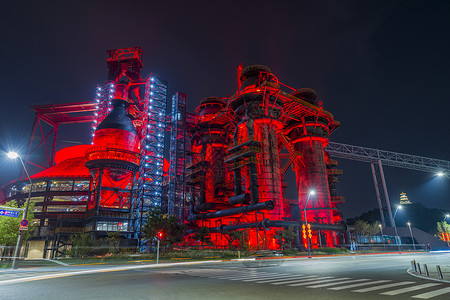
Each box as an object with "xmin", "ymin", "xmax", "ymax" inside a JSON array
[{"xmin": 400, "ymin": 192, "xmax": 411, "ymax": 205}]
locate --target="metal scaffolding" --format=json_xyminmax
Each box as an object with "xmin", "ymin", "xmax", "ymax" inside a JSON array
[
  {"xmin": 168, "ymin": 92, "xmax": 187, "ymax": 220},
  {"xmin": 132, "ymin": 75, "xmax": 168, "ymax": 248}
]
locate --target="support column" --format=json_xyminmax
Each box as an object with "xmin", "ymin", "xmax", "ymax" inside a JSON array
[
  {"xmin": 371, "ymin": 163, "xmax": 386, "ymax": 227},
  {"xmin": 378, "ymin": 160, "xmax": 394, "ymax": 227}
]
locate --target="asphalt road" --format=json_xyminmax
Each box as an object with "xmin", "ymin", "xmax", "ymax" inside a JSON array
[{"xmin": 1, "ymin": 252, "xmax": 450, "ymax": 300}]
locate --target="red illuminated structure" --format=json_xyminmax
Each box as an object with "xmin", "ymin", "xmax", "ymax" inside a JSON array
[
  {"xmin": 1, "ymin": 49, "xmax": 349, "ymax": 256},
  {"xmin": 185, "ymin": 65, "xmax": 346, "ymax": 250}
]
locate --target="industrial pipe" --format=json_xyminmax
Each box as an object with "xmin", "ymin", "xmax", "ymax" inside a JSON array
[
  {"xmin": 202, "ymin": 219, "xmax": 350, "ymax": 233},
  {"xmin": 234, "ymin": 168, "xmax": 243, "ymax": 195},
  {"xmin": 194, "ymin": 202, "xmax": 231, "ymax": 212},
  {"xmin": 189, "ymin": 200, "xmax": 275, "ymax": 221},
  {"xmin": 228, "ymin": 193, "xmax": 251, "ymax": 206},
  {"xmin": 249, "ymin": 162, "xmax": 259, "ymax": 204}
]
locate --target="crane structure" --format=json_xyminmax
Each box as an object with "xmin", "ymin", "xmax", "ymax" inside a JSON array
[{"xmin": 326, "ymin": 142, "xmax": 450, "ymax": 228}]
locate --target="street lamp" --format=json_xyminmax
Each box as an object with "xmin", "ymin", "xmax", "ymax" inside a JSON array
[
  {"xmin": 437, "ymin": 172, "xmax": 449, "ymax": 179},
  {"xmin": 407, "ymin": 222, "xmax": 416, "ymax": 251},
  {"xmin": 7, "ymin": 152, "xmax": 33, "ymax": 269},
  {"xmin": 303, "ymin": 189, "xmax": 316, "ymax": 258},
  {"xmin": 442, "ymin": 214, "xmax": 450, "ymax": 247},
  {"xmin": 392, "ymin": 205, "xmax": 402, "ymax": 253}
]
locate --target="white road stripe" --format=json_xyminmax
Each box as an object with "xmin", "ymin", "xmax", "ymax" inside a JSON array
[
  {"xmin": 255, "ymin": 275, "xmax": 318, "ymax": 283},
  {"xmin": 412, "ymin": 287, "xmax": 450, "ymax": 299},
  {"xmin": 380, "ymin": 283, "xmax": 441, "ymax": 296},
  {"xmin": 308, "ymin": 279, "xmax": 371, "ymax": 288},
  {"xmin": 289, "ymin": 277, "xmax": 351, "ymax": 287},
  {"xmin": 225, "ymin": 273, "xmax": 290, "ymax": 280},
  {"xmin": 186, "ymin": 271, "xmax": 259, "ymax": 277},
  {"xmin": 271, "ymin": 276, "xmax": 327, "ymax": 285},
  {"xmin": 353, "ymin": 281, "xmax": 415, "ymax": 292},
  {"xmin": 243, "ymin": 274, "xmax": 303, "ymax": 282},
  {"xmin": 327, "ymin": 280, "xmax": 391, "ymax": 290},
  {"xmin": 189, "ymin": 272, "xmax": 246, "ymax": 278}
]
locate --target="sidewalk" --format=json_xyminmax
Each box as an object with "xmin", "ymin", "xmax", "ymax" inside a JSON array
[{"xmin": 409, "ymin": 259, "xmax": 450, "ymax": 283}]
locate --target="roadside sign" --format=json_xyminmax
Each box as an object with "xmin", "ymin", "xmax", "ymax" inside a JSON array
[
  {"xmin": 0, "ymin": 209, "xmax": 20, "ymax": 218},
  {"xmin": 20, "ymin": 219, "xmax": 29, "ymax": 226},
  {"xmin": 20, "ymin": 226, "xmax": 28, "ymax": 231}
]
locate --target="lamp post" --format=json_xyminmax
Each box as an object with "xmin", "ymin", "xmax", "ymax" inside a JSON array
[
  {"xmin": 442, "ymin": 214, "xmax": 449, "ymax": 247},
  {"xmin": 379, "ymin": 224, "xmax": 386, "ymax": 251},
  {"xmin": 7, "ymin": 152, "xmax": 33, "ymax": 269},
  {"xmin": 303, "ymin": 189, "xmax": 316, "ymax": 258},
  {"xmin": 407, "ymin": 222, "xmax": 416, "ymax": 251},
  {"xmin": 392, "ymin": 205, "xmax": 402, "ymax": 253},
  {"xmin": 436, "ymin": 172, "xmax": 449, "ymax": 178}
]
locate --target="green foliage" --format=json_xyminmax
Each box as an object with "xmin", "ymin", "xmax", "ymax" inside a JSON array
[
  {"xmin": 274, "ymin": 226, "xmax": 297, "ymax": 250},
  {"xmin": 436, "ymin": 221, "xmax": 450, "ymax": 240},
  {"xmin": 354, "ymin": 220, "xmax": 381, "ymax": 236},
  {"xmin": 0, "ymin": 201, "xmax": 35, "ymax": 246},
  {"xmin": 193, "ymin": 227, "xmax": 211, "ymax": 245},
  {"xmin": 142, "ymin": 208, "xmax": 185, "ymax": 249},
  {"xmin": 70, "ymin": 232, "xmax": 94, "ymax": 257},
  {"xmin": 226, "ymin": 230, "xmax": 251, "ymax": 251},
  {"xmin": 347, "ymin": 203, "xmax": 447, "ymax": 234},
  {"xmin": 314, "ymin": 247, "xmax": 348, "ymax": 254},
  {"xmin": 282, "ymin": 248, "xmax": 301, "ymax": 256},
  {"xmin": 106, "ymin": 232, "xmax": 121, "ymax": 254}
]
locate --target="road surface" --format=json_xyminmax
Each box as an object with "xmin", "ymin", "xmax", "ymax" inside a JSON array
[{"xmin": 1, "ymin": 252, "xmax": 449, "ymax": 299}]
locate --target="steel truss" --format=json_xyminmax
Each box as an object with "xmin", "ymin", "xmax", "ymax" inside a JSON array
[
  {"xmin": 326, "ymin": 141, "xmax": 450, "ymax": 227},
  {"xmin": 168, "ymin": 92, "xmax": 187, "ymax": 220},
  {"xmin": 326, "ymin": 142, "xmax": 450, "ymax": 173},
  {"xmin": 27, "ymin": 101, "xmax": 97, "ymax": 170},
  {"xmin": 132, "ymin": 75, "xmax": 167, "ymax": 248}
]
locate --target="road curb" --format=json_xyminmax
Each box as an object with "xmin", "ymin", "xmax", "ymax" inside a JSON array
[{"xmin": 407, "ymin": 267, "xmax": 450, "ymax": 284}]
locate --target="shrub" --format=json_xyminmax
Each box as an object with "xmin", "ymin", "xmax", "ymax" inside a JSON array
[{"xmin": 314, "ymin": 247, "xmax": 348, "ymax": 254}]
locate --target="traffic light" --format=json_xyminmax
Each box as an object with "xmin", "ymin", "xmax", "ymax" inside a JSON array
[
  {"xmin": 157, "ymin": 231, "xmax": 164, "ymax": 240},
  {"xmin": 441, "ymin": 232, "xmax": 449, "ymax": 242},
  {"xmin": 307, "ymin": 224, "xmax": 312, "ymax": 239},
  {"xmin": 302, "ymin": 224, "xmax": 306, "ymax": 239}
]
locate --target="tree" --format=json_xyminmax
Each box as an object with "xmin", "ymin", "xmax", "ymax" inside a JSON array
[
  {"xmin": 226, "ymin": 230, "xmax": 250, "ymax": 251},
  {"xmin": 142, "ymin": 208, "xmax": 185, "ymax": 250},
  {"xmin": 193, "ymin": 227, "xmax": 211, "ymax": 245},
  {"xmin": 106, "ymin": 232, "xmax": 121, "ymax": 254},
  {"xmin": 436, "ymin": 221, "xmax": 450, "ymax": 241},
  {"xmin": 274, "ymin": 226, "xmax": 297, "ymax": 250},
  {"xmin": 69, "ymin": 232, "xmax": 94, "ymax": 257},
  {"xmin": 0, "ymin": 201, "xmax": 35, "ymax": 247},
  {"xmin": 347, "ymin": 203, "xmax": 447, "ymax": 234},
  {"xmin": 354, "ymin": 220, "xmax": 381, "ymax": 237}
]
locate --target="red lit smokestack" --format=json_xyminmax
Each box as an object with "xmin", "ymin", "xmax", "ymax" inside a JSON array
[{"xmin": 86, "ymin": 99, "xmax": 140, "ymax": 211}]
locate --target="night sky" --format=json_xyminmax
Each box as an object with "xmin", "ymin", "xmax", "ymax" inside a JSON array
[{"xmin": 0, "ymin": 0, "xmax": 449, "ymax": 220}]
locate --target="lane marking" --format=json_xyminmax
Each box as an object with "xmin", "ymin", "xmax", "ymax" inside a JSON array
[
  {"xmin": 271, "ymin": 276, "xmax": 326, "ymax": 285},
  {"xmin": 288, "ymin": 277, "xmax": 351, "ymax": 287},
  {"xmin": 380, "ymin": 283, "xmax": 441, "ymax": 296},
  {"xmin": 71, "ymin": 263, "xmax": 107, "ymax": 266},
  {"xmin": 256, "ymin": 275, "xmax": 318, "ymax": 284},
  {"xmin": 0, "ymin": 260, "xmax": 221, "ymax": 286},
  {"xmin": 226, "ymin": 273, "xmax": 291, "ymax": 281},
  {"xmin": 353, "ymin": 281, "xmax": 415, "ymax": 292},
  {"xmin": 327, "ymin": 280, "xmax": 391, "ymax": 290},
  {"xmin": 308, "ymin": 278, "xmax": 371, "ymax": 288},
  {"xmin": 243, "ymin": 274, "xmax": 303, "ymax": 282},
  {"xmin": 412, "ymin": 287, "xmax": 450, "ymax": 299}
]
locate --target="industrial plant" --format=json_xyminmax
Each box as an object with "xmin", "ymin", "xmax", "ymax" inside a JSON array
[{"xmin": 1, "ymin": 47, "xmax": 350, "ymax": 258}]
